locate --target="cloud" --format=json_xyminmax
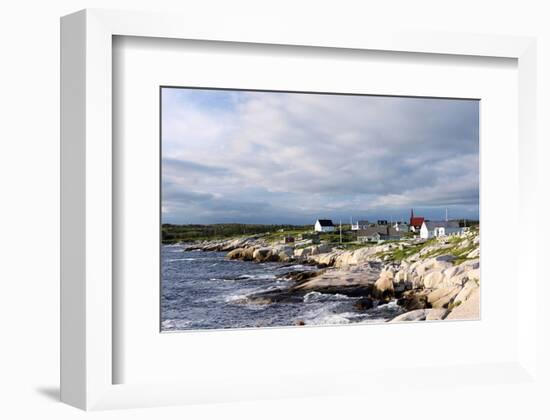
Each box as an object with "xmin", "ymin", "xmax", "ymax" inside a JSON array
[{"xmin": 161, "ymin": 88, "xmax": 479, "ymax": 224}]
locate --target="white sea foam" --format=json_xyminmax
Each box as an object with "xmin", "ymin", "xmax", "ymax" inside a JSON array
[
  {"xmin": 166, "ymin": 257, "xmax": 198, "ymax": 262},
  {"xmin": 224, "ymin": 294, "xmax": 248, "ymax": 303},
  {"xmin": 376, "ymin": 299, "xmax": 399, "ymax": 310},
  {"xmin": 236, "ymin": 273, "xmax": 276, "ymax": 280},
  {"xmin": 303, "ymin": 291, "xmax": 350, "ymax": 303}
]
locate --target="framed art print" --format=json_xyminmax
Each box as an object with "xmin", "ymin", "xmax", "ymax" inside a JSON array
[
  {"xmin": 61, "ymin": 9, "xmax": 543, "ymax": 412},
  {"xmin": 159, "ymin": 87, "xmax": 480, "ymax": 332}
]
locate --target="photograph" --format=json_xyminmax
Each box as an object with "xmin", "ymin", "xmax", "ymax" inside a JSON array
[{"xmin": 160, "ymin": 87, "xmax": 480, "ymax": 331}]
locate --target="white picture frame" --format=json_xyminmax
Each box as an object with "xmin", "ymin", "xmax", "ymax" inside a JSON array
[{"xmin": 61, "ymin": 8, "xmax": 542, "ymax": 411}]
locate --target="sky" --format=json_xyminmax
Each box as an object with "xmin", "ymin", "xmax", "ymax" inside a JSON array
[{"xmin": 161, "ymin": 88, "xmax": 479, "ymax": 225}]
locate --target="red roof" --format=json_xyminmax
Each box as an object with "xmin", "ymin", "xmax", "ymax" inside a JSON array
[{"xmin": 410, "ymin": 217, "xmax": 425, "ymax": 227}]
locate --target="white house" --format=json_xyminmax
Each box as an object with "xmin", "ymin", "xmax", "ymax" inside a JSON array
[
  {"xmin": 314, "ymin": 219, "xmax": 335, "ymax": 233},
  {"xmin": 420, "ymin": 220, "xmax": 465, "ymax": 239}
]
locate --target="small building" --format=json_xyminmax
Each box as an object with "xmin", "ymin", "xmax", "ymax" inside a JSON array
[
  {"xmin": 409, "ymin": 209, "xmax": 425, "ymax": 232},
  {"xmin": 351, "ymin": 220, "xmax": 369, "ymax": 231},
  {"xmin": 377, "ymin": 220, "xmax": 388, "ymax": 225},
  {"xmin": 420, "ymin": 220, "xmax": 464, "ymax": 239},
  {"xmin": 314, "ymin": 219, "xmax": 335, "ymax": 233},
  {"xmin": 284, "ymin": 236, "xmax": 295, "ymax": 244},
  {"xmin": 387, "ymin": 226, "xmax": 407, "ymax": 240},
  {"xmin": 357, "ymin": 225, "xmax": 389, "ymax": 242}
]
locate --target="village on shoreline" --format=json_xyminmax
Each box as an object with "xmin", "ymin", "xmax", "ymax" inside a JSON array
[{"xmin": 165, "ymin": 209, "xmax": 480, "ymax": 324}]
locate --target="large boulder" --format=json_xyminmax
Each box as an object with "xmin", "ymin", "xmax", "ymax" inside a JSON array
[
  {"xmin": 413, "ymin": 257, "xmax": 453, "ymax": 277},
  {"xmin": 446, "ymin": 287, "xmax": 480, "ymax": 320},
  {"xmin": 425, "ymin": 308, "xmax": 449, "ymax": 320},
  {"xmin": 226, "ymin": 247, "xmax": 246, "ymax": 260},
  {"xmin": 354, "ymin": 297, "xmax": 374, "ymax": 311},
  {"xmin": 397, "ymin": 292, "xmax": 429, "ymax": 310},
  {"xmin": 252, "ymin": 247, "xmax": 273, "ymax": 262},
  {"xmin": 454, "ymin": 280, "xmax": 479, "ymax": 305},
  {"xmin": 443, "ymin": 265, "xmax": 462, "ymax": 279},
  {"xmin": 220, "ymin": 238, "xmax": 245, "ymax": 251},
  {"xmin": 373, "ymin": 271, "xmax": 394, "ymax": 300},
  {"xmin": 273, "ymin": 245, "xmax": 294, "ymax": 262},
  {"xmin": 427, "ymin": 286, "xmax": 461, "ymax": 308},
  {"xmin": 276, "ymin": 245, "xmax": 294, "ymax": 255},
  {"xmin": 443, "ymin": 272, "xmax": 469, "ymax": 288},
  {"xmin": 242, "ymin": 247, "xmax": 256, "ymax": 261},
  {"xmin": 316, "ymin": 252, "xmax": 340, "ymax": 266},
  {"xmin": 394, "ymin": 269, "xmax": 409, "ymax": 284},
  {"xmin": 390, "ymin": 309, "xmax": 429, "ymax": 322},
  {"xmin": 460, "ymin": 259, "xmax": 480, "ymax": 270},
  {"xmin": 294, "ymin": 247, "xmax": 312, "ymax": 258},
  {"xmin": 310, "ymin": 244, "xmax": 333, "ymax": 256},
  {"xmin": 423, "ymin": 270, "xmax": 446, "ymax": 289}
]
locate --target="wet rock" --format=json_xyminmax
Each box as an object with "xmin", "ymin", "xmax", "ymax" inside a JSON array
[
  {"xmin": 226, "ymin": 248, "xmax": 246, "ymax": 260},
  {"xmin": 373, "ymin": 272, "xmax": 394, "ymax": 300},
  {"xmin": 252, "ymin": 247, "xmax": 274, "ymax": 262},
  {"xmin": 354, "ymin": 297, "xmax": 374, "ymax": 311},
  {"xmin": 397, "ymin": 292, "xmax": 429, "ymax": 311}
]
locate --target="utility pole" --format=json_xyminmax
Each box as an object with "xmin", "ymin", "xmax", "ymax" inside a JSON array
[
  {"xmin": 339, "ymin": 220, "xmax": 342, "ymax": 244},
  {"xmin": 445, "ymin": 208, "xmax": 448, "ymax": 222}
]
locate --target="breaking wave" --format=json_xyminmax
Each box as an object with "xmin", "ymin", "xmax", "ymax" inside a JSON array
[{"xmin": 303, "ymin": 291, "xmax": 351, "ymax": 303}]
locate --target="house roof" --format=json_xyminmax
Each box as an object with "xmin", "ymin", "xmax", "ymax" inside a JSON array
[
  {"xmin": 316, "ymin": 219, "xmax": 334, "ymax": 227},
  {"xmin": 424, "ymin": 220, "xmax": 460, "ymax": 229},
  {"xmin": 410, "ymin": 216, "xmax": 425, "ymax": 227},
  {"xmin": 388, "ymin": 226, "xmax": 406, "ymax": 236},
  {"xmin": 357, "ymin": 225, "xmax": 388, "ymax": 236},
  {"xmin": 357, "ymin": 220, "xmax": 369, "ymax": 225}
]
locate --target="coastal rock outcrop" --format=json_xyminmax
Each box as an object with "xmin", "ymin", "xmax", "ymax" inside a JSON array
[
  {"xmin": 446, "ymin": 287, "xmax": 480, "ymax": 320},
  {"xmin": 188, "ymin": 229, "xmax": 481, "ymax": 323},
  {"xmin": 390, "ymin": 309, "xmax": 430, "ymax": 322},
  {"xmin": 427, "ymin": 286, "xmax": 461, "ymax": 308},
  {"xmin": 252, "ymin": 247, "xmax": 275, "ymax": 262},
  {"xmin": 425, "ymin": 308, "xmax": 449, "ymax": 320},
  {"xmin": 373, "ymin": 270, "xmax": 394, "ymax": 300}
]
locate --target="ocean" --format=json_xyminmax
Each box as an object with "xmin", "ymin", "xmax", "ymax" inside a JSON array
[{"xmin": 161, "ymin": 243, "xmax": 403, "ymax": 331}]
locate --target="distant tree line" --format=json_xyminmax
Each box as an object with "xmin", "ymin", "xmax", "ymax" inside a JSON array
[{"xmin": 161, "ymin": 223, "xmax": 306, "ymax": 243}]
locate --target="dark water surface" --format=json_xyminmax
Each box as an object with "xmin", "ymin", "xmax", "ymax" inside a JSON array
[{"xmin": 161, "ymin": 244, "xmax": 403, "ymax": 331}]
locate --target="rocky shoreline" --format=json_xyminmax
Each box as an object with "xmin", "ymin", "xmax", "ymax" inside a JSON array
[{"xmin": 181, "ymin": 231, "xmax": 480, "ymax": 322}]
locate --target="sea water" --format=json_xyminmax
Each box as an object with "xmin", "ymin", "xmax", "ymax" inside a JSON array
[{"xmin": 161, "ymin": 244, "xmax": 403, "ymax": 331}]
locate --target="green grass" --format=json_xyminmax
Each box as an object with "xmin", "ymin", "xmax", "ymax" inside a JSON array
[
  {"xmin": 373, "ymin": 238, "xmax": 441, "ymax": 262},
  {"xmin": 262, "ymin": 227, "xmax": 315, "ymax": 243},
  {"xmin": 334, "ymin": 242, "xmax": 376, "ymax": 251},
  {"xmin": 419, "ymin": 238, "xmax": 478, "ymax": 265}
]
